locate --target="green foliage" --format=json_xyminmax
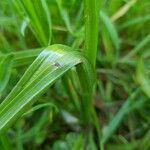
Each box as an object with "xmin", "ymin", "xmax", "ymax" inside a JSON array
[
  {"xmin": 84, "ymin": 0, "xmax": 100, "ymax": 66},
  {"xmin": 0, "ymin": 44, "xmax": 94, "ymax": 134},
  {"xmin": 13, "ymin": 0, "xmax": 51, "ymax": 46},
  {"xmin": 0, "ymin": 0, "xmax": 149, "ymax": 149},
  {"xmin": 0, "ymin": 54, "xmax": 13, "ymax": 95}
]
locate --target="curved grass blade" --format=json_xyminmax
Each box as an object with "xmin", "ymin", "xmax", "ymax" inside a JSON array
[
  {"xmin": 23, "ymin": 102, "xmax": 58, "ymax": 116},
  {"xmin": 0, "ymin": 44, "xmax": 94, "ymax": 134}
]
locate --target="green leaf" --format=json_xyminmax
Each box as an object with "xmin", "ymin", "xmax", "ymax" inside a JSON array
[
  {"xmin": 111, "ymin": 0, "xmax": 137, "ymax": 22},
  {"xmin": 12, "ymin": 48, "xmax": 43, "ymax": 67},
  {"xmin": 102, "ymin": 89, "xmax": 140, "ymax": 144},
  {"xmin": 100, "ymin": 11, "xmax": 120, "ymax": 51},
  {"xmin": 0, "ymin": 54, "xmax": 13, "ymax": 95},
  {"xmin": 136, "ymin": 58, "xmax": 150, "ymax": 97},
  {"xmin": 0, "ymin": 44, "xmax": 94, "ymax": 134},
  {"xmin": 84, "ymin": 0, "xmax": 101, "ymax": 66},
  {"xmin": 0, "ymin": 48, "xmax": 43, "ymax": 68},
  {"xmin": 122, "ymin": 34, "xmax": 150, "ymax": 62},
  {"xmin": 23, "ymin": 102, "xmax": 58, "ymax": 116},
  {"xmin": 119, "ymin": 14, "xmax": 150, "ymax": 30},
  {"xmin": 13, "ymin": 0, "xmax": 52, "ymax": 46}
]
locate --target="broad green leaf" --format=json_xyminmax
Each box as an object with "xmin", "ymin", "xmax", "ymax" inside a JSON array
[{"xmin": 0, "ymin": 44, "xmax": 94, "ymax": 134}]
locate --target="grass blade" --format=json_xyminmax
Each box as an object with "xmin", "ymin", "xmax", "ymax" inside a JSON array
[
  {"xmin": 111, "ymin": 0, "xmax": 137, "ymax": 22},
  {"xmin": 100, "ymin": 11, "xmax": 120, "ymax": 53},
  {"xmin": 136, "ymin": 58, "xmax": 150, "ymax": 97},
  {"xmin": 102, "ymin": 89, "xmax": 139, "ymax": 144},
  {"xmin": 121, "ymin": 34, "xmax": 150, "ymax": 62},
  {"xmin": 13, "ymin": 0, "xmax": 51, "ymax": 46},
  {"xmin": 84, "ymin": 0, "xmax": 100, "ymax": 66},
  {"xmin": 0, "ymin": 54, "xmax": 13, "ymax": 96},
  {"xmin": 0, "ymin": 44, "xmax": 94, "ymax": 134},
  {"xmin": 119, "ymin": 14, "xmax": 150, "ymax": 30}
]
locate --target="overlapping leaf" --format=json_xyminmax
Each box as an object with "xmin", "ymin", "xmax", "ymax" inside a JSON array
[{"xmin": 0, "ymin": 44, "xmax": 94, "ymax": 134}]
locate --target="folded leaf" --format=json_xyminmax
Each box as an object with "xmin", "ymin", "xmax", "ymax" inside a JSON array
[{"xmin": 0, "ymin": 44, "xmax": 94, "ymax": 134}]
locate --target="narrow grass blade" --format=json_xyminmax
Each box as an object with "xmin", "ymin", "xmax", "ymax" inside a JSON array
[
  {"xmin": 102, "ymin": 89, "xmax": 139, "ymax": 144},
  {"xmin": 0, "ymin": 135, "xmax": 11, "ymax": 150},
  {"xmin": 13, "ymin": 0, "xmax": 51, "ymax": 46},
  {"xmin": 84, "ymin": 0, "xmax": 100, "ymax": 66},
  {"xmin": 12, "ymin": 48, "xmax": 43, "ymax": 67},
  {"xmin": 0, "ymin": 54, "xmax": 13, "ymax": 95},
  {"xmin": 56, "ymin": 0, "xmax": 73, "ymax": 34},
  {"xmin": 23, "ymin": 102, "xmax": 58, "ymax": 116},
  {"xmin": 21, "ymin": 110, "xmax": 52, "ymax": 141},
  {"xmin": 119, "ymin": 14, "xmax": 150, "ymax": 30},
  {"xmin": 56, "ymin": 0, "xmax": 84, "ymax": 37},
  {"xmin": 121, "ymin": 34, "xmax": 150, "ymax": 62},
  {"xmin": 0, "ymin": 48, "xmax": 43, "ymax": 67},
  {"xmin": 111, "ymin": 0, "xmax": 137, "ymax": 22},
  {"xmin": 100, "ymin": 11, "xmax": 120, "ymax": 51},
  {"xmin": 136, "ymin": 58, "xmax": 150, "ymax": 97}
]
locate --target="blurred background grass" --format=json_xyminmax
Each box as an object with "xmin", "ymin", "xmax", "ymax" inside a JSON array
[{"xmin": 0, "ymin": 0, "xmax": 150, "ymax": 149}]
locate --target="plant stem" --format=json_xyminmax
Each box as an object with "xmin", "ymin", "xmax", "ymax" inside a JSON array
[
  {"xmin": 84, "ymin": 0, "xmax": 100, "ymax": 67},
  {"xmin": 83, "ymin": 1, "xmax": 102, "ymax": 148}
]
